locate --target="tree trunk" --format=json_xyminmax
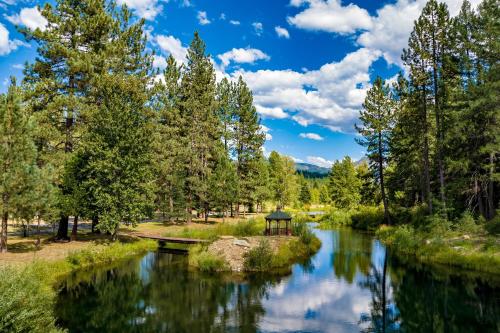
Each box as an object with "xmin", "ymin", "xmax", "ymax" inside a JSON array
[
  {"xmin": 205, "ymin": 204, "xmax": 209, "ymax": 223},
  {"xmin": 71, "ymin": 216, "xmax": 79, "ymax": 241},
  {"xmin": 378, "ymin": 131, "xmax": 391, "ymax": 225},
  {"xmin": 91, "ymin": 216, "xmax": 99, "ymax": 233},
  {"xmin": 36, "ymin": 215, "xmax": 41, "ymax": 249},
  {"xmin": 186, "ymin": 194, "xmax": 192, "ymax": 224},
  {"xmin": 1, "ymin": 210, "xmax": 8, "ymax": 253},
  {"xmin": 421, "ymin": 83, "xmax": 433, "ymax": 214},
  {"xmin": 56, "ymin": 214, "xmax": 70, "ymax": 240},
  {"xmin": 235, "ymin": 203, "xmax": 240, "ymax": 218},
  {"xmin": 487, "ymin": 152, "xmax": 495, "ymax": 220},
  {"xmin": 382, "ymin": 249, "xmax": 388, "ymax": 333}
]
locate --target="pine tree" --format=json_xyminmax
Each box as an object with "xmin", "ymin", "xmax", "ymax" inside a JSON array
[
  {"xmin": 208, "ymin": 153, "xmax": 237, "ymax": 221},
  {"xmin": 0, "ymin": 79, "xmax": 40, "ymax": 252},
  {"xmin": 233, "ymin": 76, "xmax": 265, "ymax": 215},
  {"xmin": 153, "ymin": 56, "xmax": 187, "ymax": 221},
  {"xmin": 23, "ymin": 0, "xmax": 151, "ymax": 239},
  {"xmin": 328, "ymin": 157, "xmax": 361, "ymax": 209},
  {"xmin": 356, "ymin": 77, "xmax": 394, "ymax": 224},
  {"xmin": 180, "ymin": 32, "xmax": 220, "ymax": 222},
  {"xmin": 77, "ymin": 73, "xmax": 155, "ymax": 239}
]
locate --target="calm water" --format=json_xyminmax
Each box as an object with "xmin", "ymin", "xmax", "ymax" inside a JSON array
[{"xmin": 56, "ymin": 227, "xmax": 500, "ymax": 332}]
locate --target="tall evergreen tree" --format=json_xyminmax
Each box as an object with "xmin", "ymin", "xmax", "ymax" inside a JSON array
[
  {"xmin": 23, "ymin": 0, "xmax": 151, "ymax": 239},
  {"xmin": 180, "ymin": 32, "xmax": 220, "ymax": 222},
  {"xmin": 77, "ymin": 73, "xmax": 154, "ymax": 239},
  {"xmin": 356, "ymin": 77, "xmax": 394, "ymax": 224},
  {"xmin": 233, "ymin": 77, "xmax": 265, "ymax": 216},
  {"xmin": 0, "ymin": 80, "xmax": 40, "ymax": 252}
]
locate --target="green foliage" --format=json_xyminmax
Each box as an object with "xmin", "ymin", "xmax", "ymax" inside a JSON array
[
  {"xmin": 268, "ymin": 151, "xmax": 298, "ymax": 208},
  {"xmin": 189, "ymin": 245, "xmax": 229, "ymax": 273},
  {"xmin": 164, "ymin": 218, "xmax": 265, "ymax": 240},
  {"xmin": 485, "ymin": 214, "xmax": 500, "ymax": 235},
  {"xmin": 351, "ymin": 206, "xmax": 385, "ymax": 231},
  {"xmin": 244, "ymin": 239, "xmax": 274, "ymax": 271},
  {"xmin": 66, "ymin": 240, "xmax": 157, "ymax": 267},
  {"xmin": 0, "ymin": 266, "xmax": 59, "ymax": 333},
  {"xmin": 328, "ymin": 157, "xmax": 361, "ymax": 209}
]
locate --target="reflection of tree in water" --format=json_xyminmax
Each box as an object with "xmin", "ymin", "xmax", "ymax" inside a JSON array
[
  {"xmin": 359, "ymin": 252, "xmax": 500, "ymax": 333},
  {"xmin": 331, "ymin": 228, "xmax": 373, "ymax": 283},
  {"xmin": 358, "ymin": 250, "xmax": 400, "ymax": 333},
  {"xmin": 56, "ymin": 252, "xmax": 278, "ymax": 332},
  {"xmin": 389, "ymin": 257, "xmax": 500, "ymax": 333}
]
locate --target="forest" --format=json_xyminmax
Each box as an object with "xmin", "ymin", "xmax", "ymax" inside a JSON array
[
  {"xmin": 0, "ymin": 0, "xmax": 498, "ymax": 251},
  {"xmin": 0, "ymin": 0, "xmax": 498, "ymax": 332}
]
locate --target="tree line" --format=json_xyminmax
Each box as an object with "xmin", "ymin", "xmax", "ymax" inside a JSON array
[
  {"xmin": 356, "ymin": 0, "xmax": 498, "ymax": 224},
  {"xmin": 0, "ymin": 0, "xmax": 301, "ymax": 252}
]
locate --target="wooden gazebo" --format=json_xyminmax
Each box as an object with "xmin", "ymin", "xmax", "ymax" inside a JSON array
[{"xmin": 265, "ymin": 210, "xmax": 292, "ymax": 236}]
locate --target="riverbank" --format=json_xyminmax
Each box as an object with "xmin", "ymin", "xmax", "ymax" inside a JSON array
[
  {"xmin": 377, "ymin": 224, "xmax": 500, "ymax": 274},
  {"xmin": 318, "ymin": 206, "xmax": 500, "ymax": 274},
  {"xmin": 0, "ymin": 238, "xmax": 157, "ymax": 332}
]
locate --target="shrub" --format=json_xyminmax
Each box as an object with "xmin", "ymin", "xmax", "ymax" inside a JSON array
[
  {"xmin": 195, "ymin": 251, "xmax": 228, "ymax": 273},
  {"xmin": 244, "ymin": 239, "xmax": 273, "ymax": 271},
  {"xmin": 485, "ymin": 214, "xmax": 500, "ymax": 235},
  {"xmin": 0, "ymin": 266, "xmax": 60, "ymax": 333},
  {"xmin": 319, "ymin": 208, "xmax": 353, "ymax": 227},
  {"xmin": 454, "ymin": 212, "xmax": 483, "ymax": 234},
  {"xmin": 351, "ymin": 206, "xmax": 385, "ymax": 230}
]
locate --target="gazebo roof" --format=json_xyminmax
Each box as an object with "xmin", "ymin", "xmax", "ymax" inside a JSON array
[{"xmin": 265, "ymin": 210, "xmax": 292, "ymax": 220}]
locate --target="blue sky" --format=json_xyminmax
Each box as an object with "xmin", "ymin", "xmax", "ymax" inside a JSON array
[{"xmin": 0, "ymin": 0, "xmax": 476, "ymax": 167}]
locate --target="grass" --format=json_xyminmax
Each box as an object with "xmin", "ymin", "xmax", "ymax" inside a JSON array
[
  {"xmin": 188, "ymin": 243, "xmax": 229, "ymax": 272},
  {"xmin": 376, "ymin": 219, "xmax": 500, "ymax": 274},
  {"xmin": 0, "ymin": 238, "xmax": 157, "ymax": 333},
  {"xmin": 162, "ymin": 217, "xmax": 266, "ymax": 240}
]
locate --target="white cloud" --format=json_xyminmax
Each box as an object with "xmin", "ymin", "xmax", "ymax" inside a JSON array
[
  {"xmin": 356, "ymin": 0, "xmax": 482, "ymax": 65},
  {"xmin": 0, "ymin": 22, "xmax": 25, "ymax": 56},
  {"xmin": 217, "ymin": 47, "xmax": 270, "ymax": 68},
  {"xmin": 252, "ymin": 22, "xmax": 263, "ymax": 35},
  {"xmin": 152, "ymin": 55, "xmax": 167, "ymax": 69},
  {"xmin": 229, "ymin": 20, "xmax": 240, "ymax": 25},
  {"xmin": 116, "ymin": 0, "xmax": 164, "ymax": 20},
  {"xmin": 307, "ymin": 156, "xmax": 334, "ymax": 168},
  {"xmin": 260, "ymin": 125, "xmax": 272, "ymax": 141},
  {"xmin": 197, "ymin": 11, "xmax": 210, "ymax": 25},
  {"xmin": 5, "ymin": 7, "xmax": 47, "ymax": 31},
  {"xmin": 155, "ymin": 34, "xmax": 188, "ymax": 64},
  {"xmin": 12, "ymin": 63, "xmax": 23, "ymax": 69},
  {"xmin": 289, "ymin": 155, "xmax": 304, "ymax": 163},
  {"xmin": 181, "ymin": 0, "xmax": 191, "ymax": 7},
  {"xmin": 300, "ymin": 132, "xmax": 324, "ymax": 141},
  {"xmin": 219, "ymin": 13, "xmax": 226, "ymax": 20},
  {"xmin": 232, "ymin": 48, "xmax": 381, "ymax": 132},
  {"xmin": 287, "ymin": 0, "xmax": 372, "ymax": 34},
  {"xmin": 255, "ymin": 105, "xmax": 288, "ymax": 119},
  {"xmin": 275, "ymin": 26, "xmax": 290, "ymax": 39}
]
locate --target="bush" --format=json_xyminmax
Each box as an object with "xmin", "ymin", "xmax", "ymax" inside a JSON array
[
  {"xmin": 0, "ymin": 266, "xmax": 60, "ymax": 333},
  {"xmin": 454, "ymin": 212, "xmax": 483, "ymax": 234},
  {"xmin": 244, "ymin": 239, "xmax": 273, "ymax": 271},
  {"xmin": 485, "ymin": 214, "xmax": 500, "ymax": 235},
  {"xmin": 319, "ymin": 208, "xmax": 353, "ymax": 227},
  {"xmin": 195, "ymin": 251, "xmax": 228, "ymax": 273},
  {"xmin": 351, "ymin": 206, "xmax": 385, "ymax": 230}
]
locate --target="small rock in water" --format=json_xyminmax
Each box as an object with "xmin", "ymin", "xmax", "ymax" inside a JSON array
[
  {"xmin": 233, "ymin": 239, "xmax": 250, "ymax": 247},
  {"xmin": 463, "ymin": 235, "xmax": 470, "ymax": 240}
]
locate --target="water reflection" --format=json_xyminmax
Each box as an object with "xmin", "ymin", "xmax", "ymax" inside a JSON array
[{"xmin": 56, "ymin": 227, "xmax": 500, "ymax": 333}]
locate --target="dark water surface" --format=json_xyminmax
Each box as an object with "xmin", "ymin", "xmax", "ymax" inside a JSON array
[{"xmin": 56, "ymin": 227, "xmax": 500, "ymax": 332}]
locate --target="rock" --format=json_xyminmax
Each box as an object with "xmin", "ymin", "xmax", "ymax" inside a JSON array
[
  {"xmin": 452, "ymin": 246, "xmax": 463, "ymax": 251},
  {"xmin": 233, "ymin": 239, "xmax": 250, "ymax": 247},
  {"xmin": 463, "ymin": 235, "xmax": 471, "ymax": 240},
  {"xmin": 426, "ymin": 239, "xmax": 432, "ymax": 245}
]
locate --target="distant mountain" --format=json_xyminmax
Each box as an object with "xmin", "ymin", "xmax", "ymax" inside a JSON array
[
  {"xmin": 295, "ymin": 163, "xmax": 330, "ymax": 178},
  {"xmin": 354, "ymin": 156, "xmax": 368, "ymax": 166}
]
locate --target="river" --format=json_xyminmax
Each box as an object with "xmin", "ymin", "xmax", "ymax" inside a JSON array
[{"xmin": 56, "ymin": 226, "xmax": 500, "ymax": 332}]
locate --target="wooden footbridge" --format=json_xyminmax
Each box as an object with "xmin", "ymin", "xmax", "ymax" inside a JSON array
[{"xmin": 135, "ymin": 234, "xmax": 208, "ymax": 245}]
